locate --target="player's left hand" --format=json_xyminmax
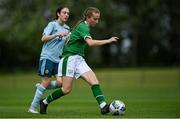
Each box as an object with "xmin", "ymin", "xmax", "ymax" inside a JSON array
[{"xmin": 109, "ymin": 37, "xmax": 119, "ymax": 43}]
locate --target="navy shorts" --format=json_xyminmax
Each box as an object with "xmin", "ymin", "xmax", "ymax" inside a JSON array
[{"xmin": 38, "ymin": 59, "xmax": 59, "ymax": 77}]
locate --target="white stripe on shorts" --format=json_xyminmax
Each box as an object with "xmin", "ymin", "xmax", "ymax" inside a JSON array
[{"xmin": 41, "ymin": 59, "xmax": 46, "ymax": 75}]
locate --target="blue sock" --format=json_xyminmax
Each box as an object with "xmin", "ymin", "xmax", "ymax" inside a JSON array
[{"xmin": 30, "ymin": 84, "xmax": 46, "ymax": 109}]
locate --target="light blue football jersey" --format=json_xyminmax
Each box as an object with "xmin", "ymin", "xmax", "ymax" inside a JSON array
[{"xmin": 40, "ymin": 20, "xmax": 70, "ymax": 63}]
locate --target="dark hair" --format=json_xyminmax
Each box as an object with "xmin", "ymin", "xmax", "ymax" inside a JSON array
[
  {"xmin": 55, "ymin": 5, "xmax": 69, "ymax": 19},
  {"xmin": 82, "ymin": 7, "xmax": 100, "ymax": 21}
]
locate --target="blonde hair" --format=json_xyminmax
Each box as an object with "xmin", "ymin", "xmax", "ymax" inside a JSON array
[{"xmin": 82, "ymin": 7, "xmax": 100, "ymax": 21}]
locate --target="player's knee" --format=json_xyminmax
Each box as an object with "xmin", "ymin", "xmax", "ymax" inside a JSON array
[
  {"xmin": 43, "ymin": 77, "xmax": 51, "ymax": 82},
  {"xmin": 90, "ymin": 79, "xmax": 99, "ymax": 85},
  {"xmin": 57, "ymin": 76, "xmax": 62, "ymax": 82},
  {"xmin": 62, "ymin": 87, "xmax": 72, "ymax": 95},
  {"xmin": 56, "ymin": 80, "xmax": 62, "ymax": 87},
  {"xmin": 42, "ymin": 77, "xmax": 51, "ymax": 87}
]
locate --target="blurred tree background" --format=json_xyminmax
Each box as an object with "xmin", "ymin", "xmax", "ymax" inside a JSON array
[{"xmin": 0, "ymin": 0, "xmax": 180, "ymax": 70}]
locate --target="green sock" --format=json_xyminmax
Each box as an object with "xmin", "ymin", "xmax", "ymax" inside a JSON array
[
  {"xmin": 46, "ymin": 88, "xmax": 64, "ymax": 103},
  {"xmin": 91, "ymin": 84, "xmax": 105, "ymax": 105}
]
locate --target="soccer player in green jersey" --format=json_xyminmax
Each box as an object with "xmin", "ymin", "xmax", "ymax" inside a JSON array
[{"xmin": 40, "ymin": 7, "xmax": 119, "ymax": 115}]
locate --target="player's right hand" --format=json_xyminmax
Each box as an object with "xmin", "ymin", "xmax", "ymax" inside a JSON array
[{"xmin": 56, "ymin": 32, "xmax": 68, "ymax": 37}]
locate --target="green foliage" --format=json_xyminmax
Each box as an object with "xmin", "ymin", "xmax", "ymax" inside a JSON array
[{"xmin": 0, "ymin": 0, "xmax": 180, "ymax": 69}]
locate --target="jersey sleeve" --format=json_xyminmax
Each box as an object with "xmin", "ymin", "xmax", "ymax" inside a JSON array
[
  {"xmin": 78, "ymin": 24, "xmax": 92, "ymax": 40},
  {"xmin": 42, "ymin": 22, "xmax": 54, "ymax": 35}
]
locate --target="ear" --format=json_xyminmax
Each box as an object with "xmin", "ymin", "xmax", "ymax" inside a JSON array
[
  {"xmin": 57, "ymin": 12, "xmax": 60, "ymax": 17},
  {"xmin": 86, "ymin": 16, "xmax": 91, "ymax": 21}
]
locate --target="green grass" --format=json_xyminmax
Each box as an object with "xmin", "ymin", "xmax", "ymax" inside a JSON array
[{"xmin": 0, "ymin": 68, "xmax": 180, "ymax": 118}]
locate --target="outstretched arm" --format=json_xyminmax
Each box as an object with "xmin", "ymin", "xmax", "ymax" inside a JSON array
[{"xmin": 85, "ymin": 37, "xmax": 119, "ymax": 46}]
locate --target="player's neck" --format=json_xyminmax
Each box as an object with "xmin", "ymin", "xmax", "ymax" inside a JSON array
[
  {"xmin": 84, "ymin": 21, "xmax": 89, "ymax": 26},
  {"xmin": 57, "ymin": 19, "xmax": 64, "ymax": 26}
]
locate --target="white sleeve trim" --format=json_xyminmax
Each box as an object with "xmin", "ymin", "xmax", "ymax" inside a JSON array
[{"xmin": 84, "ymin": 35, "xmax": 92, "ymax": 40}]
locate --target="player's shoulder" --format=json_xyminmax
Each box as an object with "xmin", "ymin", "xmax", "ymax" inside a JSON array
[
  {"xmin": 50, "ymin": 20, "xmax": 70, "ymax": 30},
  {"xmin": 49, "ymin": 20, "xmax": 56, "ymax": 23},
  {"xmin": 78, "ymin": 21, "xmax": 87, "ymax": 27},
  {"xmin": 77, "ymin": 21, "xmax": 89, "ymax": 31},
  {"xmin": 47, "ymin": 20, "xmax": 56, "ymax": 27}
]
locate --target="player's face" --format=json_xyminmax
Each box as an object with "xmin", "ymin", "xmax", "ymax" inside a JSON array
[
  {"xmin": 58, "ymin": 8, "xmax": 69, "ymax": 23},
  {"xmin": 88, "ymin": 12, "xmax": 100, "ymax": 27}
]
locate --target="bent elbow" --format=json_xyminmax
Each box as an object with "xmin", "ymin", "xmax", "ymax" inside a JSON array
[
  {"xmin": 41, "ymin": 36, "xmax": 46, "ymax": 42},
  {"xmin": 87, "ymin": 42, "xmax": 93, "ymax": 47},
  {"xmin": 86, "ymin": 39, "xmax": 94, "ymax": 47}
]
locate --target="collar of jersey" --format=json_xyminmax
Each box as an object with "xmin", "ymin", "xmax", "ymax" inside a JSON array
[
  {"xmin": 84, "ymin": 21, "xmax": 89, "ymax": 26},
  {"xmin": 56, "ymin": 19, "xmax": 64, "ymax": 26}
]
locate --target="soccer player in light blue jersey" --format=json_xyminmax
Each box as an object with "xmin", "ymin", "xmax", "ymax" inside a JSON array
[{"xmin": 28, "ymin": 6, "xmax": 70, "ymax": 113}]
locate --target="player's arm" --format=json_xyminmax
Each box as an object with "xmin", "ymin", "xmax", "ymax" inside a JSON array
[
  {"xmin": 41, "ymin": 34, "xmax": 58, "ymax": 42},
  {"xmin": 85, "ymin": 37, "xmax": 119, "ymax": 46},
  {"xmin": 41, "ymin": 32, "xmax": 68, "ymax": 42},
  {"xmin": 41, "ymin": 21, "xmax": 69, "ymax": 42}
]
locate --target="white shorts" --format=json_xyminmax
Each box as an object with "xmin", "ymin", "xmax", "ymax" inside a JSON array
[{"xmin": 58, "ymin": 55, "xmax": 92, "ymax": 79}]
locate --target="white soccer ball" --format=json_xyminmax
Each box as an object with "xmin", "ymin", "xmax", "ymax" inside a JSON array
[{"xmin": 109, "ymin": 100, "xmax": 126, "ymax": 115}]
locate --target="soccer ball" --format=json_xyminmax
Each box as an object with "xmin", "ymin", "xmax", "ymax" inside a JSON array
[{"xmin": 109, "ymin": 100, "xmax": 126, "ymax": 115}]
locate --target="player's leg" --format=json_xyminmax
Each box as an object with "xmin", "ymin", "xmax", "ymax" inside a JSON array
[
  {"xmin": 28, "ymin": 78, "xmax": 50, "ymax": 113},
  {"xmin": 40, "ymin": 76, "xmax": 73, "ymax": 114},
  {"xmin": 45, "ymin": 77, "xmax": 62, "ymax": 89},
  {"xmin": 81, "ymin": 71, "xmax": 110, "ymax": 114},
  {"xmin": 77, "ymin": 57, "xmax": 109, "ymax": 114},
  {"xmin": 43, "ymin": 76, "xmax": 73, "ymax": 104},
  {"xmin": 45, "ymin": 63, "xmax": 63, "ymax": 89},
  {"xmin": 28, "ymin": 59, "xmax": 53, "ymax": 113},
  {"xmin": 40, "ymin": 56, "xmax": 75, "ymax": 114}
]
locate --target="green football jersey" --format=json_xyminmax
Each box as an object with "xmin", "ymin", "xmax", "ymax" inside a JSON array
[{"xmin": 62, "ymin": 21, "xmax": 91, "ymax": 57}]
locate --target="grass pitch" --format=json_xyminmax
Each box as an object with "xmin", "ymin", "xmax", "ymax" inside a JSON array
[{"xmin": 0, "ymin": 68, "xmax": 180, "ymax": 118}]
